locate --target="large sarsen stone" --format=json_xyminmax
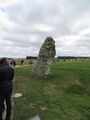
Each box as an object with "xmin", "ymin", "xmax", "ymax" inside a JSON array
[{"xmin": 32, "ymin": 36, "xmax": 56, "ymax": 78}]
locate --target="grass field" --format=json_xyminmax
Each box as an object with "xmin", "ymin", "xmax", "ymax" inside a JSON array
[{"xmin": 13, "ymin": 60, "xmax": 90, "ymax": 120}]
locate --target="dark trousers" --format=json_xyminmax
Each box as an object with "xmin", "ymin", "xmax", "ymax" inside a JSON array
[{"xmin": 0, "ymin": 88, "xmax": 12, "ymax": 120}]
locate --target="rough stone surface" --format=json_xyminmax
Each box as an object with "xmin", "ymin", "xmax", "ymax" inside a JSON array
[{"xmin": 32, "ymin": 36, "xmax": 56, "ymax": 78}]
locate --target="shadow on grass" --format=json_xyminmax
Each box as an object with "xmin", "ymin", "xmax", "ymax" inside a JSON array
[{"xmin": 66, "ymin": 84, "xmax": 87, "ymax": 95}]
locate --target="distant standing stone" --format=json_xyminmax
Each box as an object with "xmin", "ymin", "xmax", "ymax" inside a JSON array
[{"xmin": 32, "ymin": 36, "xmax": 56, "ymax": 78}]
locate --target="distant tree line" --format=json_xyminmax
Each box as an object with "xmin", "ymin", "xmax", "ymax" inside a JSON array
[
  {"xmin": 26, "ymin": 56, "xmax": 37, "ymax": 59},
  {"xmin": 26, "ymin": 56, "xmax": 90, "ymax": 60},
  {"xmin": 57, "ymin": 56, "xmax": 90, "ymax": 60}
]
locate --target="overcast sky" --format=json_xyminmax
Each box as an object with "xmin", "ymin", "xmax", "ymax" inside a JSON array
[{"xmin": 0, "ymin": 0, "xmax": 90, "ymax": 58}]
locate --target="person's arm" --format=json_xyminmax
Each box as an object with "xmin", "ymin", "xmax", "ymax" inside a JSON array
[
  {"xmin": 0, "ymin": 68, "xmax": 2, "ymax": 81},
  {"xmin": 10, "ymin": 68, "xmax": 14, "ymax": 80},
  {"xmin": 12, "ymin": 69, "xmax": 14, "ymax": 80}
]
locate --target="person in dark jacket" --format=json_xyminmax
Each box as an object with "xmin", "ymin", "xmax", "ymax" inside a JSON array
[{"xmin": 0, "ymin": 58, "xmax": 14, "ymax": 120}]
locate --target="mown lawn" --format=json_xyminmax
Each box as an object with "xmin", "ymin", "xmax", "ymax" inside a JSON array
[{"xmin": 13, "ymin": 60, "xmax": 90, "ymax": 120}]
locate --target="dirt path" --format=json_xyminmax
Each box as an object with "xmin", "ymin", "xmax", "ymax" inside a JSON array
[{"xmin": 15, "ymin": 65, "xmax": 30, "ymax": 68}]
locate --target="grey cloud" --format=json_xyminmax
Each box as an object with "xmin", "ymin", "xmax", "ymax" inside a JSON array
[
  {"xmin": 76, "ymin": 38, "xmax": 90, "ymax": 48},
  {"xmin": 7, "ymin": 0, "xmax": 90, "ymax": 36},
  {"xmin": 0, "ymin": 0, "xmax": 90, "ymax": 57}
]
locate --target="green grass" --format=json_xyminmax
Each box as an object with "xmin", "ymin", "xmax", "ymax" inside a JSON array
[{"xmin": 13, "ymin": 60, "xmax": 90, "ymax": 120}]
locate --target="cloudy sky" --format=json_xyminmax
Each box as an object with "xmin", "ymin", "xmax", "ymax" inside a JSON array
[{"xmin": 0, "ymin": 0, "xmax": 90, "ymax": 58}]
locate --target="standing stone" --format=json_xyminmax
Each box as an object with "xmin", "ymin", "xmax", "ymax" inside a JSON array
[{"xmin": 32, "ymin": 36, "xmax": 56, "ymax": 78}]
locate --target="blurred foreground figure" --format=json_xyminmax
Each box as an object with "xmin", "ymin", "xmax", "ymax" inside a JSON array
[
  {"xmin": 0, "ymin": 58, "xmax": 14, "ymax": 120},
  {"xmin": 7, "ymin": 59, "xmax": 16, "ymax": 68}
]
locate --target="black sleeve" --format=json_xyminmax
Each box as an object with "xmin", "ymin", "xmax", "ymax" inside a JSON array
[
  {"xmin": 10, "ymin": 68, "xmax": 14, "ymax": 80},
  {"xmin": 0, "ymin": 68, "xmax": 2, "ymax": 81}
]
